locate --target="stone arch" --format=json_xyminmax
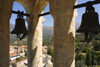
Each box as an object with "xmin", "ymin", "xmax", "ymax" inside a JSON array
[
  {"xmin": 13, "ymin": 0, "xmax": 49, "ymax": 67},
  {"xmin": 0, "ymin": 0, "xmax": 14, "ymax": 67},
  {"xmin": 48, "ymin": 0, "xmax": 78, "ymax": 67},
  {"xmin": 14, "ymin": 0, "xmax": 32, "ymax": 14},
  {"xmin": 0, "ymin": 0, "xmax": 78, "ymax": 67},
  {"xmin": 0, "ymin": 0, "xmax": 49, "ymax": 67}
]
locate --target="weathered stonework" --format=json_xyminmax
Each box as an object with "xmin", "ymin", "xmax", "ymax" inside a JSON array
[
  {"xmin": 14, "ymin": 0, "xmax": 48, "ymax": 67},
  {"xmin": 0, "ymin": 0, "xmax": 14, "ymax": 67},
  {"xmin": 15, "ymin": 0, "xmax": 48, "ymax": 67},
  {"xmin": 0, "ymin": 0, "xmax": 77, "ymax": 67},
  {"xmin": 49, "ymin": 0, "xmax": 77, "ymax": 67}
]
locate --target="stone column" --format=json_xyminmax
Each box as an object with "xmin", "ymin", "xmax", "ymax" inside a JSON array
[
  {"xmin": 15, "ymin": 0, "xmax": 48, "ymax": 67},
  {"xmin": 0, "ymin": 0, "xmax": 14, "ymax": 67},
  {"xmin": 25, "ymin": 13, "xmax": 47, "ymax": 67},
  {"xmin": 19, "ymin": 0, "xmax": 49, "ymax": 67},
  {"xmin": 49, "ymin": 0, "xmax": 77, "ymax": 67},
  {"xmin": 27, "ymin": 16, "xmax": 43, "ymax": 67}
]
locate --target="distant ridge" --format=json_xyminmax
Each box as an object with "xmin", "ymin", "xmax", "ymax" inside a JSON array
[
  {"xmin": 75, "ymin": 22, "xmax": 81, "ymax": 30},
  {"xmin": 43, "ymin": 26, "xmax": 53, "ymax": 39},
  {"xmin": 10, "ymin": 24, "xmax": 14, "ymax": 32},
  {"xmin": 10, "ymin": 22, "xmax": 80, "ymax": 39}
]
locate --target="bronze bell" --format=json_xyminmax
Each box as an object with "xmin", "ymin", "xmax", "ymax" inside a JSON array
[
  {"xmin": 11, "ymin": 14, "xmax": 28, "ymax": 35},
  {"xmin": 76, "ymin": 5, "xmax": 100, "ymax": 40}
]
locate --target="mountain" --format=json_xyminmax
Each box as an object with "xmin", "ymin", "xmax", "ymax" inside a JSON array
[
  {"xmin": 10, "ymin": 22, "xmax": 80, "ymax": 39},
  {"xmin": 75, "ymin": 22, "xmax": 81, "ymax": 30},
  {"xmin": 43, "ymin": 22, "xmax": 81, "ymax": 39},
  {"xmin": 10, "ymin": 24, "xmax": 14, "ymax": 32},
  {"xmin": 43, "ymin": 26, "xmax": 53, "ymax": 39},
  {"xmin": 10, "ymin": 24, "xmax": 53, "ymax": 39}
]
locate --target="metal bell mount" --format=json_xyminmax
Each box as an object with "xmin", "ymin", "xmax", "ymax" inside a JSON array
[
  {"xmin": 76, "ymin": 5, "xmax": 100, "ymax": 41},
  {"xmin": 11, "ymin": 11, "xmax": 28, "ymax": 39}
]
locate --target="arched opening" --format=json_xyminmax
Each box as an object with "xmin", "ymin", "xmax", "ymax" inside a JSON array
[
  {"xmin": 42, "ymin": 4, "xmax": 54, "ymax": 67},
  {"xmin": 75, "ymin": 0, "xmax": 100, "ymax": 30},
  {"xmin": 10, "ymin": 2, "xmax": 28, "ymax": 66},
  {"xmin": 75, "ymin": 0, "xmax": 100, "ymax": 67}
]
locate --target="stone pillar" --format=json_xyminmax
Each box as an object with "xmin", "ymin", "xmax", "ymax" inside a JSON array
[
  {"xmin": 15, "ymin": 0, "xmax": 48, "ymax": 67},
  {"xmin": 0, "ymin": 0, "xmax": 14, "ymax": 67},
  {"xmin": 26, "ymin": 14, "xmax": 44, "ymax": 67},
  {"xmin": 49, "ymin": 0, "xmax": 77, "ymax": 67}
]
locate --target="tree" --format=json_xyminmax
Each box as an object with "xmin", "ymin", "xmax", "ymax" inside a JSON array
[
  {"xmin": 96, "ymin": 55, "xmax": 100, "ymax": 65},
  {"xmin": 75, "ymin": 42, "xmax": 80, "ymax": 52},
  {"xmin": 75, "ymin": 54, "xmax": 86, "ymax": 61},
  {"xmin": 86, "ymin": 52, "xmax": 91, "ymax": 66},
  {"xmin": 75, "ymin": 60, "xmax": 86, "ymax": 67},
  {"xmin": 82, "ymin": 47, "xmax": 90, "ymax": 53},
  {"xmin": 47, "ymin": 47, "xmax": 53, "ymax": 57},
  {"xmin": 25, "ymin": 51, "xmax": 28, "ymax": 57},
  {"xmin": 16, "ymin": 56, "xmax": 23, "ymax": 62},
  {"xmin": 94, "ymin": 44, "xmax": 100, "ymax": 51},
  {"xmin": 91, "ymin": 52, "xmax": 96, "ymax": 65}
]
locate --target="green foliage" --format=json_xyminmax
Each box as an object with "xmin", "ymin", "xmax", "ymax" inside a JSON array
[
  {"xmin": 95, "ymin": 36, "xmax": 100, "ymax": 40},
  {"xmin": 25, "ymin": 51, "xmax": 28, "ymax": 57},
  {"xmin": 51, "ymin": 58, "xmax": 53, "ymax": 62},
  {"xmin": 20, "ymin": 51, "xmax": 23, "ymax": 53},
  {"xmin": 75, "ymin": 42, "xmax": 80, "ymax": 52},
  {"xmin": 75, "ymin": 60, "xmax": 86, "ymax": 67},
  {"xmin": 94, "ymin": 51, "xmax": 100, "ymax": 56},
  {"xmin": 91, "ymin": 52, "xmax": 97, "ymax": 65},
  {"xmin": 47, "ymin": 47, "xmax": 53, "ymax": 57},
  {"xmin": 43, "ymin": 26, "xmax": 53, "ymax": 39},
  {"xmin": 43, "ymin": 37, "xmax": 53, "ymax": 46},
  {"xmin": 20, "ymin": 56, "xmax": 23, "ymax": 59},
  {"xmin": 97, "ymin": 65, "xmax": 100, "ymax": 67},
  {"xmin": 16, "ymin": 58, "xmax": 20, "ymax": 62},
  {"xmin": 86, "ymin": 52, "xmax": 91, "ymax": 66},
  {"xmin": 82, "ymin": 47, "xmax": 90, "ymax": 53},
  {"xmin": 94, "ymin": 44, "xmax": 100, "ymax": 51},
  {"xmin": 16, "ymin": 56, "xmax": 23, "ymax": 62},
  {"xmin": 75, "ymin": 54, "xmax": 86, "ymax": 61},
  {"xmin": 10, "ymin": 28, "xmax": 100, "ymax": 66},
  {"xmin": 80, "ymin": 54, "xmax": 86, "ymax": 61},
  {"xmin": 95, "ymin": 55, "xmax": 100, "ymax": 65},
  {"xmin": 14, "ymin": 47, "xmax": 18, "ymax": 49},
  {"xmin": 75, "ymin": 34, "xmax": 85, "ymax": 42}
]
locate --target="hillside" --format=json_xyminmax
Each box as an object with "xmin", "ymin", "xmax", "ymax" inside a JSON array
[
  {"xmin": 43, "ymin": 26, "xmax": 53, "ymax": 39},
  {"xmin": 10, "ymin": 24, "xmax": 14, "ymax": 31},
  {"xmin": 75, "ymin": 22, "xmax": 80, "ymax": 30},
  {"xmin": 10, "ymin": 24, "xmax": 53, "ymax": 39},
  {"xmin": 10, "ymin": 23, "xmax": 100, "ymax": 66},
  {"xmin": 10, "ymin": 22, "xmax": 80, "ymax": 39}
]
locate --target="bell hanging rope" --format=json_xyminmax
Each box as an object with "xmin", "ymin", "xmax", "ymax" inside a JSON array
[
  {"xmin": 11, "ymin": 11, "xmax": 28, "ymax": 39},
  {"xmin": 76, "ymin": 5, "xmax": 100, "ymax": 41}
]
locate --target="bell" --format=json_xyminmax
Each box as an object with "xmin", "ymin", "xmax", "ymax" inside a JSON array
[
  {"xmin": 76, "ymin": 5, "xmax": 100, "ymax": 40},
  {"xmin": 76, "ymin": 6, "xmax": 100, "ymax": 33},
  {"xmin": 11, "ymin": 14, "xmax": 28, "ymax": 35}
]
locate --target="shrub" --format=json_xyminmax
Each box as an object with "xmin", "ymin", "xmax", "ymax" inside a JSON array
[
  {"xmin": 82, "ymin": 47, "xmax": 90, "ymax": 53},
  {"xmin": 25, "ymin": 51, "xmax": 28, "ymax": 57},
  {"xmin": 86, "ymin": 52, "xmax": 91, "ymax": 66},
  {"xmin": 16, "ymin": 56, "xmax": 23, "ymax": 62},
  {"xmin": 47, "ymin": 47, "xmax": 53, "ymax": 57},
  {"xmin": 75, "ymin": 54, "xmax": 86, "ymax": 61},
  {"xmin": 75, "ymin": 60, "xmax": 86, "ymax": 67}
]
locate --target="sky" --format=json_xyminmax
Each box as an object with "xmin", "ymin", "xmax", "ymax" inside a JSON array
[{"xmin": 10, "ymin": 0, "xmax": 100, "ymax": 26}]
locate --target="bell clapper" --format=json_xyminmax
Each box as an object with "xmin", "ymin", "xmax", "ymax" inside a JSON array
[
  {"xmin": 16, "ymin": 34, "xmax": 21, "ymax": 39},
  {"xmin": 11, "ymin": 10, "xmax": 28, "ymax": 40},
  {"xmin": 84, "ymin": 32, "xmax": 89, "ymax": 40}
]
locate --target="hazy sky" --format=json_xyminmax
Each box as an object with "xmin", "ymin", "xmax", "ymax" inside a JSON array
[{"xmin": 10, "ymin": 0, "xmax": 100, "ymax": 26}]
